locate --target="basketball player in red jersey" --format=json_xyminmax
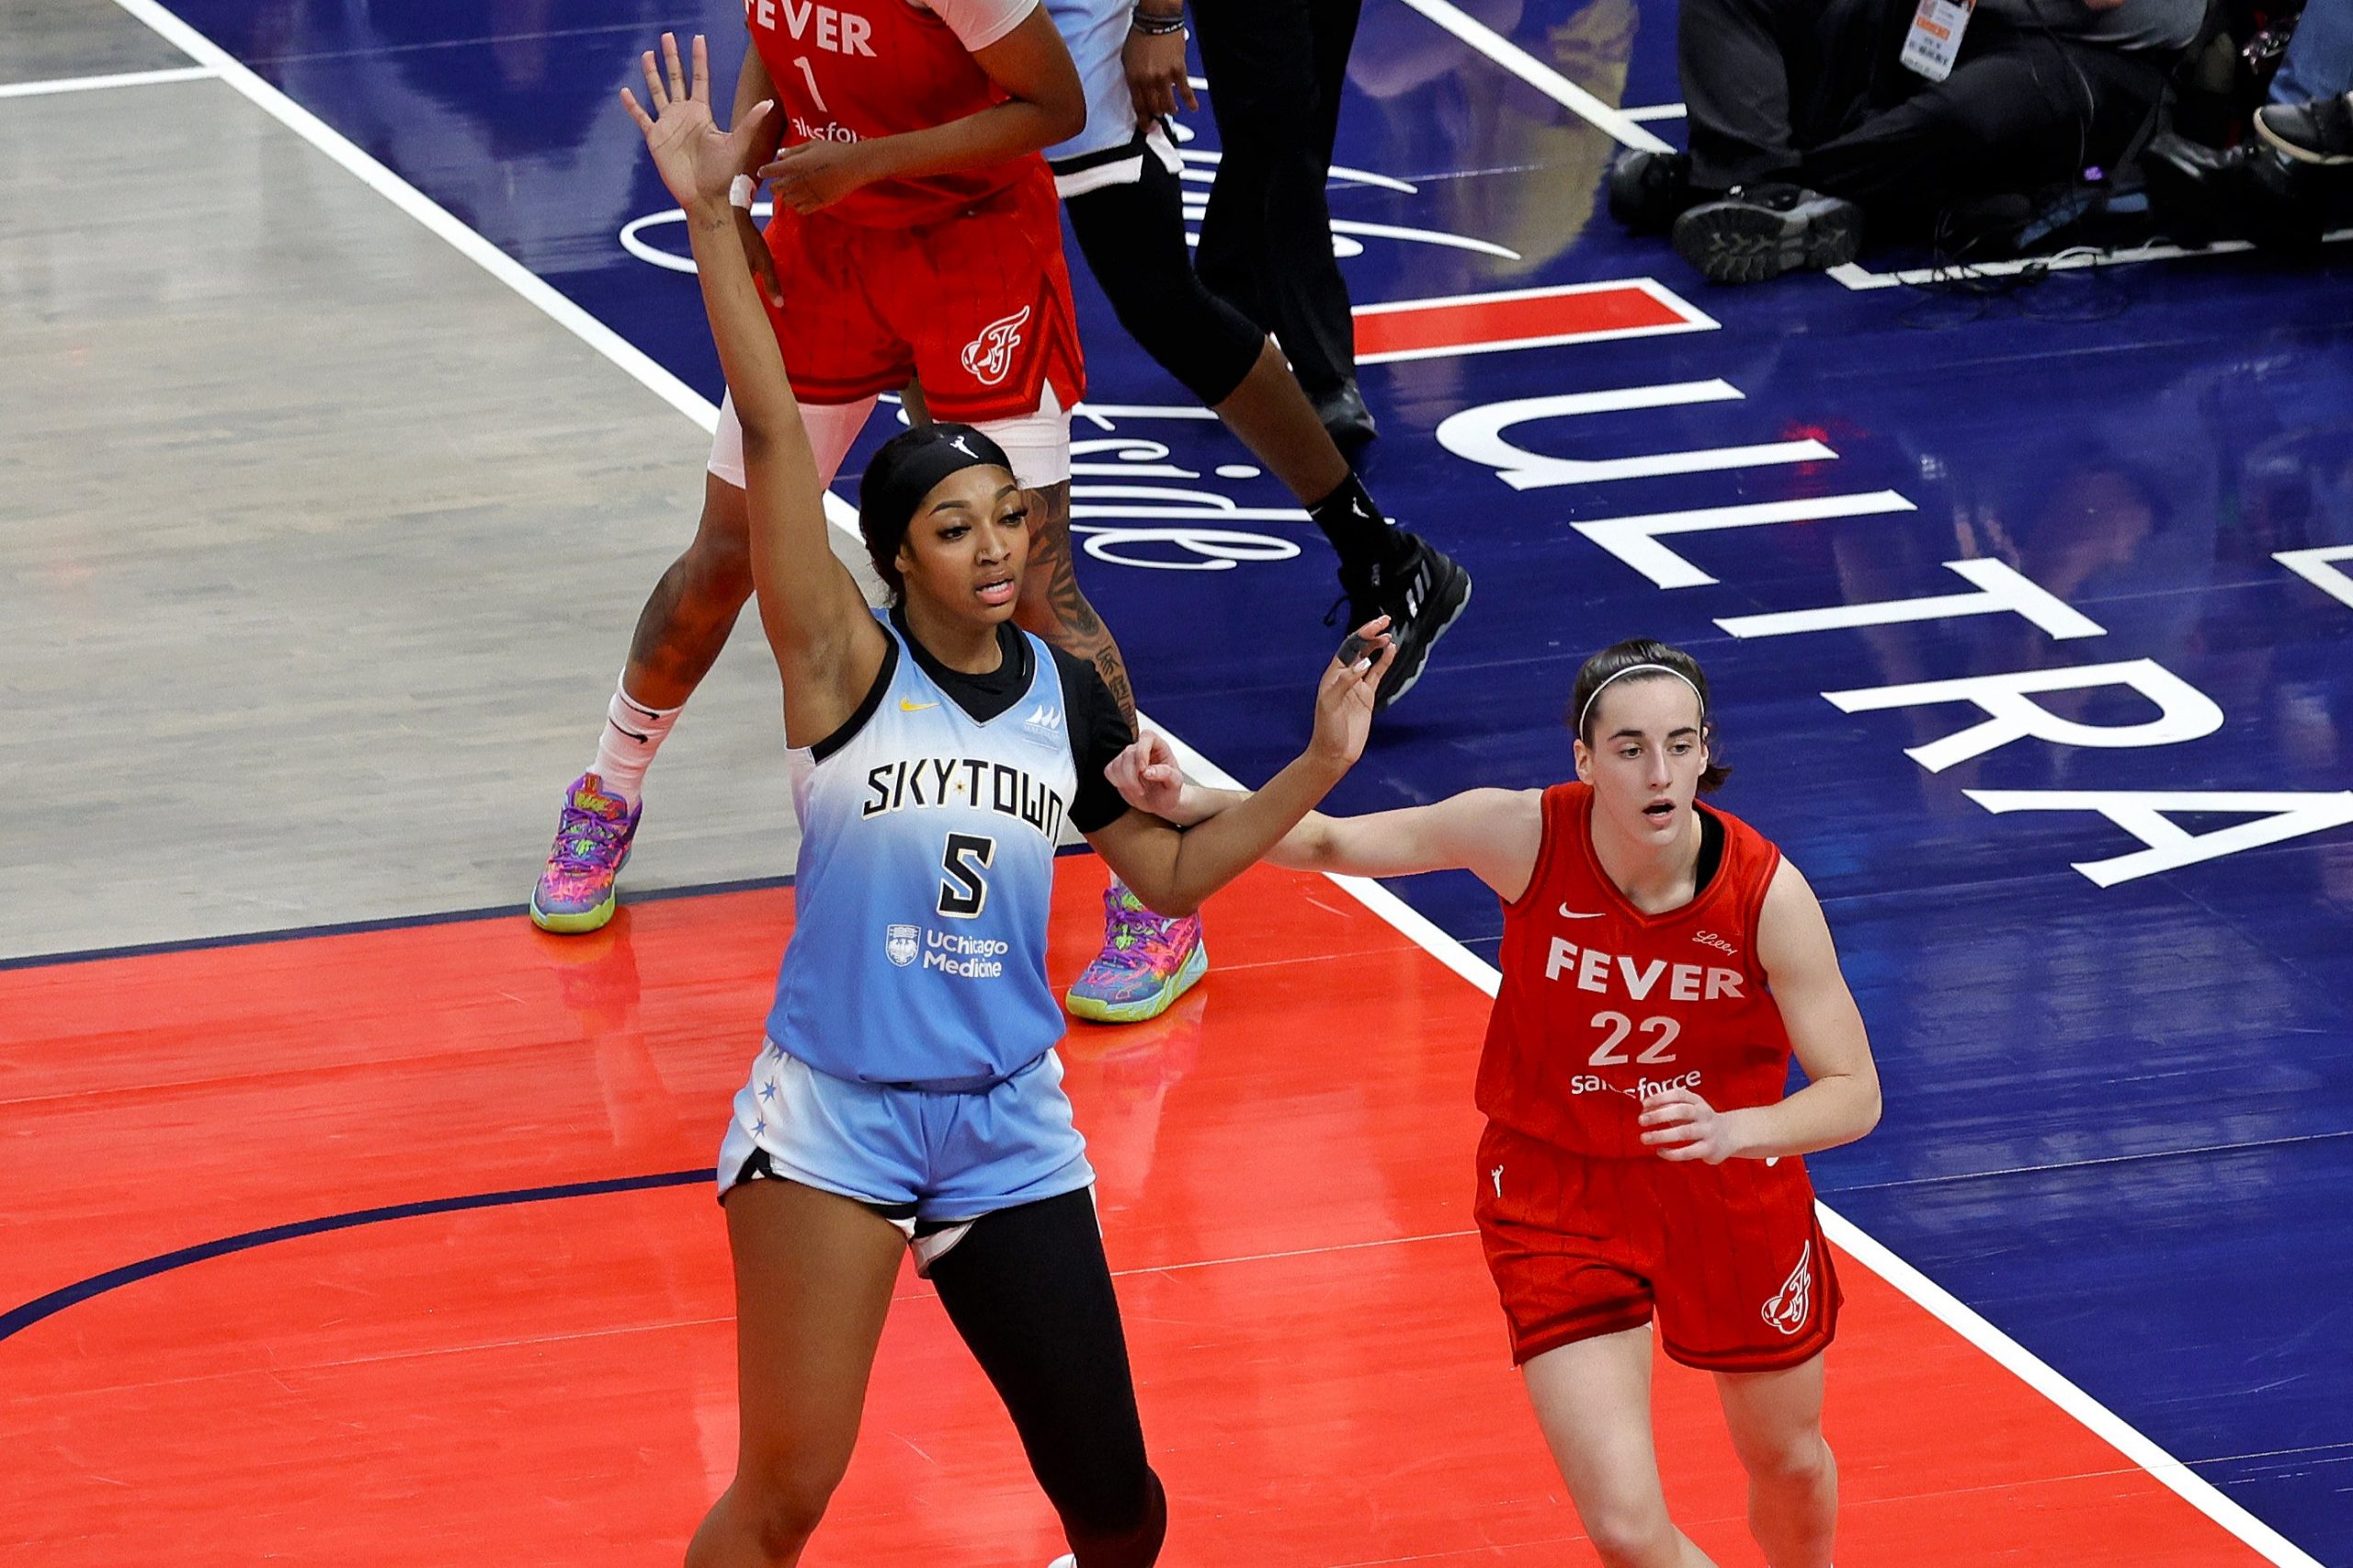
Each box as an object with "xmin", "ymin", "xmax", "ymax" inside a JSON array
[
  {"xmin": 1108, "ymin": 636, "xmax": 1882, "ymax": 1568},
  {"xmin": 536, "ymin": 0, "xmax": 1211, "ymax": 1021}
]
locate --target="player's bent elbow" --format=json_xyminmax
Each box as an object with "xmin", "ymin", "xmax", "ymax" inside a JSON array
[
  {"xmin": 1844, "ymin": 1079, "xmax": 1883, "ymax": 1144},
  {"xmin": 1042, "ymin": 93, "xmax": 1086, "ymax": 146}
]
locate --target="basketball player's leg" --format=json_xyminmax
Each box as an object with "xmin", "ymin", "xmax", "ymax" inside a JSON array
[
  {"xmin": 1713, "ymin": 1354, "xmax": 1836, "ymax": 1567},
  {"xmin": 1055, "ymin": 151, "xmax": 1467, "ymax": 709},
  {"xmin": 1011, "ymin": 469, "xmax": 1133, "ymax": 726},
  {"xmin": 631, "ymin": 392, "xmax": 877, "ymax": 712},
  {"xmin": 688, "ymin": 1176, "xmax": 906, "ymax": 1568},
  {"xmin": 529, "ymin": 395, "xmax": 874, "ymax": 934},
  {"xmin": 926, "ymin": 1189, "xmax": 1167, "ymax": 1568},
  {"xmin": 621, "ymin": 467, "xmax": 757, "ymax": 712},
  {"xmin": 1521, "ymin": 1329, "xmax": 1722, "ymax": 1568},
  {"xmin": 1059, "ymin": 153, "xmax": 1339, "ymax": 503}
]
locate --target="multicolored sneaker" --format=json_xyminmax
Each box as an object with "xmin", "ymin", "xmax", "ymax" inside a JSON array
[
  {"xmin": 1064, "ymin": 885, "xmax": 1208, "ymax": 1024},
  {"xmin": 529, "ymin": 772, "xmax": 641, "ymax": 935}
]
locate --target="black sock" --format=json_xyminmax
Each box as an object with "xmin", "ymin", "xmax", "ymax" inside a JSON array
[{"xmin": 1307, "ymin": 472, "xmax": 1408, "ymax": 574}]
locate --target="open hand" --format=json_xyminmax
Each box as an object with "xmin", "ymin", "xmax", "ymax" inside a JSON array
[
  {"xmin": 1107, "ymin": 731, "xmax": 1187, "ymax": 819},
  {"xmin": 620, "ymin": 33, "xmax": 775, "ymax": 217},
  {"xmin": 760, "ymin": 139, "xmax": 876, "ymax": 215},
  {"xmin": 1639, "ymin": 1087, "xmax": 1743, "ymax": 1164},
  {"xmin": 1308, "ymin": 616, "xmax": 1395, "ymax": 773}
]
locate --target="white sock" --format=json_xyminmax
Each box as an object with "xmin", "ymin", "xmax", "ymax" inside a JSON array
[{"xmin": 590, "ymin": 681, "xmax": 681, "ymax": 808}]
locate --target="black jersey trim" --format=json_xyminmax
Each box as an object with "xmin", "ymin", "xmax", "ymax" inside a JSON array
[
  {"xmin": 810, "ymin": 636, "xmax": 903, "ymax": 764},
  {"xmin": 1694, "ymin": 806, "xmax": 1726, "ymax": 895},
  {"xmin": 1047, "ymin": 128, "xmax": 1152, "ymax": 176},
  {"xmin": 890, "ymin": 605, "xmax": 1033, "ymax": 725}
]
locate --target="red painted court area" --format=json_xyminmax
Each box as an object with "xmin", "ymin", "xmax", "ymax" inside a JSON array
[{"xmin": 0, "ymin": 865, "xmax": 2277, "ymax": 1566}]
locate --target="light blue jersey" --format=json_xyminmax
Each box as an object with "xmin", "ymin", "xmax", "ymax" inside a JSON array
[
  {"xmin": 1041, "ymin": 0, "xmax": 1183, "ymax": 193},
  {"xmin": 1042, "ymin": 0, "xmax": 1135, "ymax": 165},
  {"xmin": 764, "ymin": 617, "xmax": 1077, "ymax": 1089}
]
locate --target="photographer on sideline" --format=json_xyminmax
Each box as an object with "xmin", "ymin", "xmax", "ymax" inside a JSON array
[{"xmin": 1611, "ymin": 0, "xmax": 2206, "ymax": 280}]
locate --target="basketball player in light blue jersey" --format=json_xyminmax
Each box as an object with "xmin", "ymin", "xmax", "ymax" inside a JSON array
[{"xmin": 621, "ymin": 38, "xmax": 1394, "ymax": 1568}]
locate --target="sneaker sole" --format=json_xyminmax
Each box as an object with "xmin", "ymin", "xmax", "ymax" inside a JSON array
[
  {"xmin": 1674, "ymin": 202, "xmax": 1861, "ymax": 284},
  {"xmin": 530, "ymin": 887, "xmax": 619, "ymax": 935},
  {"xmin": 1378, "ymin": 566, "xmax": 1473, "ymax": 711},
  {"xmin": 529, "ymin": 843, "xmax": 630, "ymax": 935},
  {"xmin": 1064, "ymin": 938, "xmax": 1209, "ymax": 1025},
  {"xmin": 2255, "ymin": 112, "xmax": 2353, "ymax": 165}
]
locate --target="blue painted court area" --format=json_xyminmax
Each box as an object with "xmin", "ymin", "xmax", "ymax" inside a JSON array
[{"xmin": 166, "ymin": 0, "xmax": 2353, "ymax": 1556}]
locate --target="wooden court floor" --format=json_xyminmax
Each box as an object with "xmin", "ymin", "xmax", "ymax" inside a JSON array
[
  {"xmin": 0, "ymin": 867, "xmax": 2286, "ymax": 1566},
  {"xmin": 6, "ymin": 0, "xmax": 2346, "ymax": 1563}
]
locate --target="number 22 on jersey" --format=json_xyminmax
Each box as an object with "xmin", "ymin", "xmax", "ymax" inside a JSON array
[{"xmin": 1589, "ymin": 1011, "xmax": 1680, "ymax": 1065}]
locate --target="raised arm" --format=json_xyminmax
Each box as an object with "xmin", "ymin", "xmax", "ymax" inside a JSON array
[
  {"xmin": 623, "ymin": 34, "xmax": 884, "ymax": 744},
  {"xmin": 761, "ymin": 6, "xmax": 1085, "ymax": 214},
  {"xmin": 728, "ymin": 42, "xmax": 789, "ymax": 307},
  {"xmin": 1641, "ymin": 858, "xmax": 1881, "ymax": 1164}
]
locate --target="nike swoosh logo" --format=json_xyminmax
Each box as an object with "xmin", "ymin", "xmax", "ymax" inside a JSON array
[
  {"xmin": 899, "ymin": 699, "xmax": 938, "ymax": 712},
  {"xmin": 1557, "ymin": 905, "xmax": 1603, "ymax": 919}
]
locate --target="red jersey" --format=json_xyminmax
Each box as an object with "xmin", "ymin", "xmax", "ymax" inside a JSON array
[
  {"xmin": 1477, "ymin": 782, "xmax": 1793, "ymax": 1158},
  {"xmin": 746, "ymin": 0, "xmax": 1038, "ymax": 227}
]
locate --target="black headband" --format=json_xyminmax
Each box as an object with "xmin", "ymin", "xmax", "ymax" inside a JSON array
[{"xmin": 858, "ymin": 423, "xmax": 1016, "ymax": 549}]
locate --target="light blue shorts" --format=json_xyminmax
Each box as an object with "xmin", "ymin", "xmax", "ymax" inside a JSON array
[{"xmin": 715, "ymin": 1042, "xmax": 1095, "ymax": 1227}]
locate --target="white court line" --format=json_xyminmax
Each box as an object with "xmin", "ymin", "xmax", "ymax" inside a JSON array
[
  {"xmin": 108, "ymin": 0, "xmax": 722, "ymax": 439},
  {"xmin": 1389, "ymin": 0, "xmax": 1672, "ymax": 153},
  {"xmin": 0, "ymin": 63, "xmax": 216, "ymax": 98},
  {"xmin": 1828, "ymin": 229, "xmax": 2353, "ymax": 290},
  {"xmin": 1620, "ymin": 101, "xmax": 1688, "ymax": 122},
  {"xmin": 107, "ymin": 1, "xmax": 2325, "ymax": 1562}
]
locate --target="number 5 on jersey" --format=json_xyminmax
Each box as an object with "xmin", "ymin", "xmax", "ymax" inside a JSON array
[{"xmin": 938, "ymin": 833, "xmax": 996, "ymax": 918}]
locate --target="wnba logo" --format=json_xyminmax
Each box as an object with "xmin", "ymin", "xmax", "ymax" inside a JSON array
[
  {"xmin": 961, "ymin": 306, "xmax": 1031, "ymax": 386},
  {"xmin": 885, "ymin": 924, "xmax": 920, "ymax": 968},
  {"xmin": 1761, "ymin": 1241, "xmax": 1813, "ymax": 1335}
]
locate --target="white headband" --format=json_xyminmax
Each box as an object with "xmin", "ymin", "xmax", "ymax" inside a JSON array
[{"xmin": 1576, "ymin": 663, "xmax": 1706, "ymax": 737}]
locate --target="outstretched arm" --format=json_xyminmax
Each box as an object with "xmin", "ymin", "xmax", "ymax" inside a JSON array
[
  {"xmin": 623, "ymin": 33, "xmax": 884, "ymax": 744},
  {"xmin": 1107, "ymin": 734, "xmax": 1544, "ymax": 902},
  {"xmin": 1082, "ymin": 632, "xmax": 1394, "ymax": 915},
  {"xmin": 761, "ymin": 7, "xmax": 1085, "ymax": 213},
  {"xmin": 1639, "ymin": 859, "xmax": 1881, "ymax": 1163}
]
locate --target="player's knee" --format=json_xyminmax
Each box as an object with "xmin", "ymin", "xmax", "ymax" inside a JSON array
[
  {"xmin": 1058, "ymin": 1465, "xmax": 1167, "ymax": 1568},
  {"xmin": 1581, "ymin": 1499, "xmax": 1681, "ymax": 1568},
  {"xmin": 731, "ymin": 1459, "xmax": 847, "ymax": 1563},
  {"xmin": 686, "ymin": 490, "xmax": 755, "ymax": 593},
  {"xmin": 1107, "ymin": 283, "xmax": 1257, "ymax": 406},
  {"xmin": 1737, "ymin": 1426, "xmax": 1833, "ymax": 1489}
]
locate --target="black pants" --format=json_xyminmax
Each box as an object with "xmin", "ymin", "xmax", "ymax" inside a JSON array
[
  {"xmin": 1063, "ymin": 145, "xmax": 1267, "ymax": 408},
  {"xmin": 1189, "ymin": 0, "xmax": 1364, "ymax": 398},
  {"xmin": 1680, "ymin": 0, "xmax": 2172, "ymax": 213},
  {"xmin": 927, "ymin": 1187, "xmax": 1167, "ymax": 1568}
]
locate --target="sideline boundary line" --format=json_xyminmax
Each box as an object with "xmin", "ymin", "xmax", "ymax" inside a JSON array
[{"xmin": 1389, "ymin": 0, "xmax": 1672, "ymax": 153}]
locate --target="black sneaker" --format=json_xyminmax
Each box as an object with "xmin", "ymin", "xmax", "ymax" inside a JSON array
[
  {"xmin": 1332, "ymin": 532, "xmax": 1472, "ymax": 711},
  {"xmin": 1607, "ymin": 149, "xmax": 1696, "ymax": 233},
  {"xmin": 1671, "ymin": 184, "xmax": 1863, "ymax": 283},
  {"xmin": 2256, "ymin": 91, "xmax": 2353, "ymax": 165}
]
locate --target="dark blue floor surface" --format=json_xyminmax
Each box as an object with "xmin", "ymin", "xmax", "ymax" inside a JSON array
[{"xmin": 163, "ymin": 0, "xmax": 2353, "ymax": 1557}]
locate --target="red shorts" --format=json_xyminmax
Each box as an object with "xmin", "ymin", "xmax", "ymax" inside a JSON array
[
  {"xmin": 1472, "ymin": 1119, "xmax": 1840, "ymax": 1372},
  {"xmin": 759, "ymin": 165, "xmax": 1085, "ymax": 424}
]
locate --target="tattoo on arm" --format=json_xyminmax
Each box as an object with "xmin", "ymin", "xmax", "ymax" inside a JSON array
[{"xmin": 1017, "ymin": 479, "xmax": 1138, "ymax": 735}]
